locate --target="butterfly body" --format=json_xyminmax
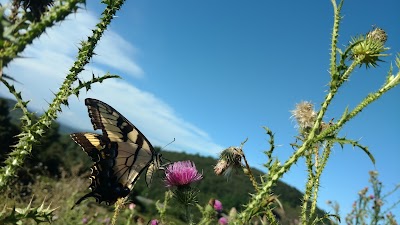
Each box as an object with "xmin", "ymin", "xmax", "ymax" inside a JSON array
[{"xmin": 71, "ymin": 98, "xmax": 161, "ymax": 207}]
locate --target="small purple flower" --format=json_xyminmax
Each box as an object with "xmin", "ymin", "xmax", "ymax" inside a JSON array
[
  {"xmin": 102, "ymin": 217, "xmax": 110, "ymax": 225},
  {"xmin": 369, "ymin": 195, "xmax": 374, "ymax": 199},
  {"xmin": 218, "ymin": 217, "xmax": 228, "ymax": 225},
  {"xmin": 214, "ymin": 199, "xmax": 223, "ymax": 212},
  {"xmin": 150, "ymin": 219, "xmax": 159, "ymax": 225},
  {"xmin": 164, "ymin": 161, "xmax": 203, "ymax": 187},
  {"xmin": 82, "ymin": 217, "xmax": 88, "ymax": 224},
  {"xmin": 129, "ymin": 203, "xmax": 136, "ymax": 210}
]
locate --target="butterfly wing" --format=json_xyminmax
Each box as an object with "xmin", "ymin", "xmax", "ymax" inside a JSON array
[
  {"xmin": 85, "ymin": 98, "xmax": 153, "ymax": 150},
  {"xmin": 72, "ymin": 98, "xmax": 160, "ymax": 207},
  {"xmin": 71, "ymin": 133, "xmax": 126, "ymax": 207}
]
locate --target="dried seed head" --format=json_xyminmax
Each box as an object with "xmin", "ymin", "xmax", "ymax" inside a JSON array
[
  {"xmin": 214, "ymin": 147, "xmax": 243, "ymax": 177},
  {"xmin": 291, "ymin": 101, "xmax": 317, "ymax": 130},
  {"xmin": 367, "ymin": 27, "xmax": 387, "ymax": 44},
  {"xmin": 214, "ymin": 159, "xmax": 228, "ymax": 176}
]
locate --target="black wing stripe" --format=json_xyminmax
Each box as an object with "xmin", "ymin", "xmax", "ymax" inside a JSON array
[{"xmin": 70, "ymin": 133, "xmax": 103, "ymax": 162}]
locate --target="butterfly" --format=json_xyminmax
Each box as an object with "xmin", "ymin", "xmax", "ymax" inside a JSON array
[{"xmin": 70, "ymin": 98, "xmax": 162, "ymax": 208}]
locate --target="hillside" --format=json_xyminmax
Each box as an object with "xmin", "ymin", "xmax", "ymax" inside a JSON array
[{"xmin": 0, "ymin": 97, "xmax": 326, "ymax": 224}]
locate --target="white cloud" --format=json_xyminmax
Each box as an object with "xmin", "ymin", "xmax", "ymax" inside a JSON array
[{"xmin": 1, "ymin": 8, "xmax": 223, "ymax": 156}]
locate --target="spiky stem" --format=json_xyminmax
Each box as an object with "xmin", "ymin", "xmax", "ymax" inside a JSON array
[
  {"xmin": 1, "ymin": 0, "xmax": 85, "ymax": 67},
  {"xmin": 242, "ymin": 154, "xmax": 259, "ymax": 192},
  {"xmin": 0, "ymin": 0, "xmax": 125, "ymax": 190},
  {"xmin": 329, "ymin": 0, "xmax": 343, "ymax": 83}
]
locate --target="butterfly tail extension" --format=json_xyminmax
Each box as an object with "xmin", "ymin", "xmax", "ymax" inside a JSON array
[{"xmin": 71, "ymin": 192, "xmax": 97, "ymax": 209}]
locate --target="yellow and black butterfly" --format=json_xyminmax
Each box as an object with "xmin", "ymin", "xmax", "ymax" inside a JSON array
[{"xmin": 71, "ymin": 98, "xmax": 162, "ymax": 207}]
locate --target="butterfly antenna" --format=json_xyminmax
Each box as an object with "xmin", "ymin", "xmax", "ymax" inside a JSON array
[{"xmin": 161, "ymin": 138, "xmax": 175, "ymax": 150}]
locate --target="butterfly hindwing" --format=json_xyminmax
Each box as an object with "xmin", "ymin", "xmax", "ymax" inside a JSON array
[
  {"xmin": 70, "ymin": 133, "xmax": 103, "ymax": 162},
  {"xmin": 71, "ymin": 98, "xmax": 161, "ymax": 207},
  {"xmin": 71, "ymin": 133, "xmax": 129, "ymax": 207}
]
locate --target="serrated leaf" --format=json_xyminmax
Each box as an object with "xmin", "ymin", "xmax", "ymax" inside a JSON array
[{"xmin": 328, "ymin": 136, "xmax": 375, "ymax": 164}]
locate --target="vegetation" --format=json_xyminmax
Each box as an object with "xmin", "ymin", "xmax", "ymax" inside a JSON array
[
  {"xmin": 0, "ymin": 97, "xmax": 320, "ymax": 224},
  {"xmin": 0, "ymin": 0, "xmax": 399, "ymax": 224}
]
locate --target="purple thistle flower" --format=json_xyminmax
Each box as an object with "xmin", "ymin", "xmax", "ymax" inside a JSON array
[
  {"xmin": 214, "ymin": 199, "xmax": 223, "ymax": 212},
  {"xmin": 218, "ymin": 217, "xmax": 228, "ymax": 225},
  {"xmin": 82, "ymin": 217, "xmax": 88, "ymax": 224},
  {"xmin": 150, "ymin": 219, "xmax": 159, "ymax": 225},
  {"xmin": 369, "ymin": 195, "xmax": 375, "ymax": 199},
  {"xmin": 164, "ymin": 161, "xmax": 203, "ymax": 187}
]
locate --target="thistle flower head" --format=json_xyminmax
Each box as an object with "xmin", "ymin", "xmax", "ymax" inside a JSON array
[
  {"xmin": 358, "ymin": 187, "xmax": 368, "ymax": 196},
  {"xmin": 218, "ymin": 217, "xmax": 228, "ymax": 225},
  {"xmin": 229, "ymin": 207, "xmax": 238, "ymax": 220},
  {"xmin": 291, "ymin": 101, "xmax": 317, "ymax": 131},
  {"xmin": 213, "ymin": 199, "xmax": 223, "ymax": 212},
  {"xmin": 214, "ymin": 147, "xmax": 243, "ymax": 177},
  {"xmin": 19, "ymin": 0, "xmax": 54, "ymax": 21},
  {"xmin": 350, "ymin": 27, "xmax": 389, "ymax": 68},
  {"xmin": 165, "ymin": 161, "xmax": 203, "ymax": 207},
  {"xmin": 164, "ymin": 161, "xmax": 203, "ymax": 187},
  {"xmin": 150, "ymin": 219, "xmax": 160, "ymax": 225}
]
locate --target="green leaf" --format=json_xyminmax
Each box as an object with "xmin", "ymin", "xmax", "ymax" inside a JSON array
[{"xmin": 327, "ymin": 136, "xmax": 375, "ymax": 164}]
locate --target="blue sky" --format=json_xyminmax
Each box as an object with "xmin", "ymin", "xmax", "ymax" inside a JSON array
[{"xmin": 1, "ymin": 0, "xmax": 399, "ymax": 222}]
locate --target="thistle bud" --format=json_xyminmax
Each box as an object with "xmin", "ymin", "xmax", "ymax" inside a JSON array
[{"xmin": 350, "ymin": 27, "xmax": 389, "ymax": 68}]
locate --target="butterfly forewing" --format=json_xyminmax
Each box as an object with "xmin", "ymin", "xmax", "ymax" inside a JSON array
[{"xmin": 85, "ymin": 98, "xmax": 153, "ymax": 151}]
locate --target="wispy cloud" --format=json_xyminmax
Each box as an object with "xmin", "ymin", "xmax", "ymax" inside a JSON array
[{"xmin": 1, "ymin": 8, "xmax": 223, "ymax": 156}]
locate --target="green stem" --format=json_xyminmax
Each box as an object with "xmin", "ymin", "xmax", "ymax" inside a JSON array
[
  {"xmin": 185, "ymin": 204, "xmax": 193, "ymax": 225},
  {"xmin": 309, "ymin": 144, "xmax": 333, "ymax": 223},
  {"xmin": 0, "ymin": 0, "xmax": 125, "ymax": 190},
  {"xmin": 236, "ymin": 38, "xmax": 361, "ymax": 225},
  {"xmin": 1, "ymin": 0, "xmax": 85, "ymax": 67},
  {"xmin": 112, "ymin": 198, "xmax": 125, "ymax": 225},
  {"xmin": 329, "ymin": 0, "xmax": 343, "ymax": 81},
  {"xmin": 315, "ymin": 70, "xmax": 400, "ymax": 143},
  {"xmin": 158, "ymin": 191, "xmax": 172, "ymax": 224},
  {"xmin": 242, "ymin": 153, "xmax": 259, "ymax": 192},
  {"xmin": 301, "ymin": 149, "xmax": 315, "ymax": 224},
  {"xmin": 236, "ymin": 138, "xmax": 315, "ymax": 223}
]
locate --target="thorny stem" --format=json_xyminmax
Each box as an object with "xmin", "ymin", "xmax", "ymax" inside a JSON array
[
  {"xmin": 0, "ymin": 0, "xmax": 125, "ymax": 190},
  {"xmin": 1, "ymin": 0, "xmax": 85, "ymax": 67},
  {"xmin": 315, "ymin": 69, "xmax": 400, "ymax": 143},
  {"xmin": 329, "ymin": 0, "xmax": 343, "ymax": 82},
  {"xmin": 310, "ymin": 144, "xmax": 333, "ymax": 222},
  {"xmin": 112, "ymin": 198, "xmax": 125, "ymax": 225},
  {"xmin": 157, "ymin": 190, "xmax": 173, "ymax": 224},
  {"xmin": 237, "ymin": 4, "xmax": 363, "ymax": 223},
  {"xmin": 301, "ymin": 149, "xmax": 315, "ymax": 223},
  {"xmin": 242, "ymin": 153, "xmax": 259, "ymax": 192}
]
